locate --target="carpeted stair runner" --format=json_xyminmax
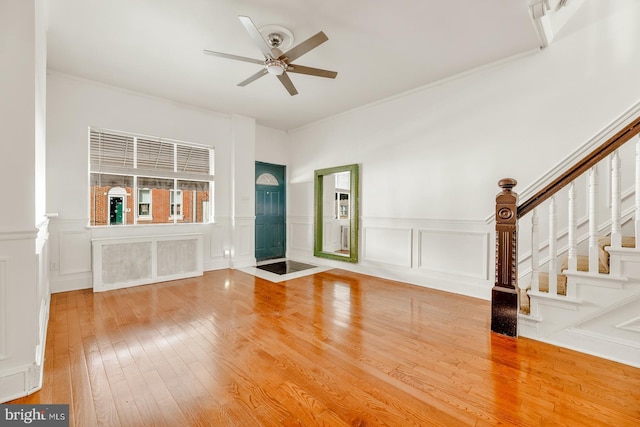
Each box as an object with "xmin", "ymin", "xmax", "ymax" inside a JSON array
[{"xmin": 520, "ymin": 235, "xmax": 636, "ymax": 314}]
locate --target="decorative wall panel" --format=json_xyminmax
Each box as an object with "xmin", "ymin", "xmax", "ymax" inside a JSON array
[
  {"xmin": 59, "ymin": 230, "xmax": 91, "ymax": 275},
  {"xmin": 209, "ymin": 225, "xmax": 226, "ymax": 258},
  {"xmin": 289, "ymin": 219, "xmax": 312, "ymax": 251},
  {"xmin": 0, "ymin": 259, "xmax": 6, "ymax": 360},
  {"xmin": 363, "ymin": 227, "xmax": 412, "ymax": 267},
  {"xmin": 418, "ymin": 230, "xmax": 489, "ymax": 279},
  {"xmin": 236, "ymin": 223, "xmax": 253, "ymax": 257}
]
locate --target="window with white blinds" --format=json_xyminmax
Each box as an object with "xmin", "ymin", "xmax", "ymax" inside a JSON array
[
  {"xmin": 90, "ymin": 129, "xmax": 214, "ymax": 180},
  {"xmin": 89, "ymin": 128, "xmax": 213, "ymax": 226}
]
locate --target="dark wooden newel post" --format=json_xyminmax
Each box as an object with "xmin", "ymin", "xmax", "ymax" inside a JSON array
[{"xmin": 492, "ymin": 178, "xmax": 519, "ymax": 337}]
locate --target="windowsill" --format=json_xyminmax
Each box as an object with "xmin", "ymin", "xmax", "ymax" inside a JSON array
[{"xmin": 86, "ymin": 221, "xmax": 214, "ymax": 229}]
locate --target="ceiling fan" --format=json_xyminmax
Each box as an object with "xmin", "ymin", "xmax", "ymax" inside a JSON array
[{"xmin": 203, "ymin": 16, "xmax": 337, "ymax": 96}]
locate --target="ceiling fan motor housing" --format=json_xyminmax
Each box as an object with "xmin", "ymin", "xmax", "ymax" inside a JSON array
[{"xmin": 266, "ymin": 32, "xmax": 283, "ymax": 48}]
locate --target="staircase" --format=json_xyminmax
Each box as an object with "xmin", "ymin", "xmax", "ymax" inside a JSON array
[
  {"xmin": 492, "ymin": 111, "xmax": 640, "ymax": 368},
  {"xmin": 519, "ymin": 235, "xmax": 640, "ymax": 367}
]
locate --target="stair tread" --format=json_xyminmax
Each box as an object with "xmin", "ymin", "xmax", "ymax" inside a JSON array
[{"xmin": 520, "ymin": 236, "xmax": 637, "ymax": 316}]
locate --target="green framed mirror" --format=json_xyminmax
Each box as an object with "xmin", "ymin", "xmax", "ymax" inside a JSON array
[{"xmin": 314, "ymin": 163, "xmax": 359, "ymax": 263}]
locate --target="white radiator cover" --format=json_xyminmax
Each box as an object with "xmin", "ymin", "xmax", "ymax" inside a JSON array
[{"xmin": 92, "ymin": 234, "xmax": 203, "ymax": 292}]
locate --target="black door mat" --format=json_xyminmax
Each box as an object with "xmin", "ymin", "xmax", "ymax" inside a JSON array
[{"xmin": 256, "ymin": 260, "xmax": 317, "ymax": 275}]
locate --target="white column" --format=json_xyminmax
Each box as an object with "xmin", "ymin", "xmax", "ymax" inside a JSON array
[
  {"xmin": 567, "ymin": 182, "xmax": 577, "ymax": 271},
  {"xmin": 635, "ymin": 137, "xmax": 640, "ymax": 247},
  {"xmin": 0, "ymin": 0, "xmax": 49, "ymax": 403},
  {"xmin": 230, "ymin": 114, "xmax": 256, "ymax": 268},
  {"xmin": 531, "ymin": 208, "xmax": 540, "ymax": 293},
  {"xmin": 610, "ymin": 150, "xmax": 622, "ymax": 248},
  {"xmin": 548, "ymin": 197, "xmax": 558, "ymax": 295},
  {"xmin": 589, "ymin": 165, "xmax": 600, "ymax": 273}
]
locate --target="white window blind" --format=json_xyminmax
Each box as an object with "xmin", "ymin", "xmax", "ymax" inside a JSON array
[
  {"xmin": 177, "ymin": 145, "xmax": 211, "ymax": 175},
  {"xmin": 90, "ymin": 131, "xmax": 134, "ymax": 170},
  {"xmin": 137, "ymin": 138, "xmax": 174, "ymax": 172},
  {"xmin": 89, "ymin": 128, "xmax": 213, "ymax": 181}
]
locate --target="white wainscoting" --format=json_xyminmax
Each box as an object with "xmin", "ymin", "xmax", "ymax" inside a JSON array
[
  {"xmin": 287, "ymin": 216, "xmax": 314, "ymax": 261},
  {"xmin": 0, "ymin": 226, "xmax": 49, "ymax": 403},
  {"xmin": 59, "ymin": 229, "xmax": 92, "ymax": 275},
  {"xmin": 209, "ymin": 224, "xmax": 226, "ymax": 259},
  {"xmin": 205, "ymin": 222, "xmax": 230, "ymax": 271},
  {"xmin": 291, "ymin": 222, "xmax": 312, "ymax": 251},
  {"xmin": 363, "ymin": 226, "xmax": 413, "ymax": 267},
  {"xmin": 358, "ymin": 220, "xmax": 492, "ymax": 299},
  {"xmin": 286, "ymin": 215, "xmax": 493, "ymax": 300},
  {"xmin": 231, "ymin": 217, "xmax": 255, "ymax": 268},
  {"xmin": 0, "ymin": 259, "xmax": 6, "ymax": 361},
  {"xmin": 49, "ymin": 219, "xmax": 93, "ymax": 293},
  {"xmin": 417, "ymin": 229, "xmax": 489, "ymax": 280},
  {"xmin": 92, "ymin": 234, "xmax": 203, "ymax": 292}
]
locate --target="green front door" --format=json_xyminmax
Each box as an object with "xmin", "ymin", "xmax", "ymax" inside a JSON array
[
  {"xmin": 109, "ymin": 196, "xmax": 124, "ymax": 225},
  {"xmin": 255, "ymin": 162, "xmax": 286, "ymax": 261}
]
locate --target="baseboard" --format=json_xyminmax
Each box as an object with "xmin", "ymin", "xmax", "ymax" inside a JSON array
[
  {"xmin": 230, "ymin": 256, "xmax": 257, "ymax": 270},
  {"xmin": 296, "ymin": 257, "xmax": 492, "ymax": 301},
  {"xmin": 50, "ymin": 273, "xmax": 92, "ymax": 294},
  {"xmin": 203, "ymin": 258, "xmax": 230, "ymax": 271},
  {"xmin": 542, "ymin": 327, "xmax": 640, "ymax": 368},
  {"xmin": 374, "ymin": 268, "xmax": 492, "ymax": 301}
]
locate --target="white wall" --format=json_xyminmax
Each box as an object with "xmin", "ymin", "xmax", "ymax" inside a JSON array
[
  {"xmin": 46, "ymin": 73, "xmax": 261, "ymax": 293},
  {"xmin": 256, "ymin": 125, "xmax": 289, "ymax": 165},
  {"xmin": 47, "ymin": 72, "xmax": 232, "ymax": 218},
  {"xmin": 286, "ymin": 0, "xmax": 640, "ymax": 299}
]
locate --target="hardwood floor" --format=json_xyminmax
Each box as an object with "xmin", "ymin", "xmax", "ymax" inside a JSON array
[{"xmin": 9, "ymin": 269, "xmax": 640, "ymax": 426}]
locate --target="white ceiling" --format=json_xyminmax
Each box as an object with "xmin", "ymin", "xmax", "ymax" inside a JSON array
[{"xmin": 45, "ymin": 0, "xmax": 581, "ymax": 131}]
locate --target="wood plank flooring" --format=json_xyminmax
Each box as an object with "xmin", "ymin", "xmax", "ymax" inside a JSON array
[{"xmin": 9, "ymin": 269, "xmax": 640, "ymax": 426}]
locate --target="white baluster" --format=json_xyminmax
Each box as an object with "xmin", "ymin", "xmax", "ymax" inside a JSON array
[
  {"xmin": 531, "ymin": 209, "xmax": 540, "ymax": 293},
  {"xmin": 548, "ymin": 197, "xmax": 558, "ymax": 295},
  {"xmin": 567, "ymin": 182, "xmax": 577, "ymax": 271},
  {"xmin": 611, "ymin": 150, "xmax": 622, "ymax": 248},
  {"xmin": 589, "ymin": 165, "xmax": 600, "ymax": 273},
  {"xmin": 635, "ymin": 137, "xmax": 640, "ymax": 247}
]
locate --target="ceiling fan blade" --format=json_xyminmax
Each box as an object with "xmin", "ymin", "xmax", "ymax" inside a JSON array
[
  {"xmin": 286, "ymin": 64, "xmax": 337, "ymax": 79},
  {"xmin": 238, "ymin": 69, "xmax": 268, "ymax": 87},
  {"xmin": 203, "ymin": 49, "xmax": 264, "ymax": 65},
  {"xmin": 238, "ymin": 15, "xmax": 278, "ymax": 59},
  {"xmin": 277, "ymin": 72, "xmax": 298, "ymax": 96},
  {"xmin": 281, "ymin": 31, "xmax": 328, "ymax": 63}
]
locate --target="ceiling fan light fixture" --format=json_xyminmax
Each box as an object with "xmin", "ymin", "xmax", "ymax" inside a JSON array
[{"xmin": 266, "ymin": 59, "xmax": 286, "ymax": 75}]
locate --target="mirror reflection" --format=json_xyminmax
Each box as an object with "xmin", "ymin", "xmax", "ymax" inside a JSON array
[{"xmin": 314, "ymin": 164, "xmax": 359, "ymax": 263}]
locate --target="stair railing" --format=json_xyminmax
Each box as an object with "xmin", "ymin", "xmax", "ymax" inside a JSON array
[{"xmin": 492, "ymin": 115, "xmax": 640, "ymax": 337}]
